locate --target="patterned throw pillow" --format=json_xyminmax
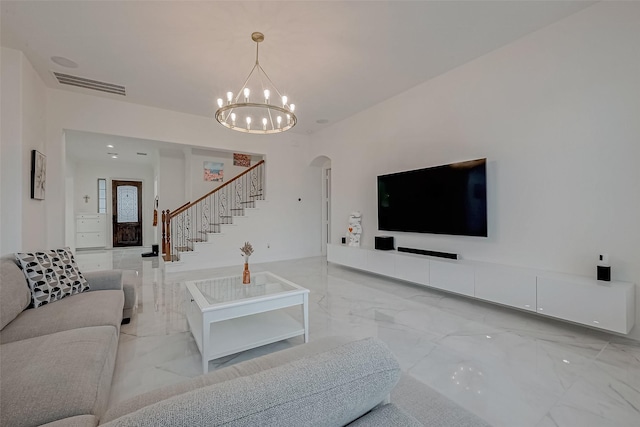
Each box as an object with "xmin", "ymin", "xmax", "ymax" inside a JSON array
[{"xmin": 15, "ymin": 248, "xmax": 90, "ymax": 308}]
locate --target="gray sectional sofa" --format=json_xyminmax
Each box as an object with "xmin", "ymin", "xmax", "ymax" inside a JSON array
[
  {"xmin": 99, "ymin": 335, "xmax": 489, "ymax": 427},
  {"xmin": 0, "ymin": 254, "xmax": 488, "ymax": 427},
  {"xmin": 0, "ymin": 255, "xmax": 137, "ymax": 427}
]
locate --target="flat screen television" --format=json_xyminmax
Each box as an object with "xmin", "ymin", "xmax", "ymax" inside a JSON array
[{"xmin": 377, "ymin": 158, "xmax": 487, "ymax": 237}]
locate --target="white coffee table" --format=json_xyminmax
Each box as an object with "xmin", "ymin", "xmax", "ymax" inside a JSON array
[{"xmin": 185, "ymin": 271, "xmax": 309, "ymax": 373}]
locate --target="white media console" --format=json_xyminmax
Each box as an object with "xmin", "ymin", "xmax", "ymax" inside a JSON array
[{"xmin": 327, "ymin": 244, "xmax": 635, "ymax": 334}]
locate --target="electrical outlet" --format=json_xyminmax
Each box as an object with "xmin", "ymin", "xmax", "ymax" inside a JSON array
[{"xmin": 267, "ymin": 243, "xmax": 270, "ymax": 249}]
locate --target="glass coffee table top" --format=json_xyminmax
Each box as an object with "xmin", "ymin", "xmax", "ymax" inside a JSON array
[{"xmin": 191, "ymin": 271, "xmax": 303, "ymax": 306}]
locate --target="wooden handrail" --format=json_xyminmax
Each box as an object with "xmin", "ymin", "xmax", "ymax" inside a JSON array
[
  {"xmin": 170, "ymin": 160, "xmax": 265, "ymax": 218},
  {"xmin": 174, "ymin": 201, "xmax": 191, "ymax": 212}
]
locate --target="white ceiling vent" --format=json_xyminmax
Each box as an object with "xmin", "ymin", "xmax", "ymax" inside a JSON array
[{"xmin": 52, "ymin": 72, "xmax": 126, "ymax": 96}]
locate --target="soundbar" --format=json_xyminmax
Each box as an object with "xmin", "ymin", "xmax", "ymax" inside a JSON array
[{"xmin": 397, "ymin": 247, "xmax": 458, "ymax": 260}]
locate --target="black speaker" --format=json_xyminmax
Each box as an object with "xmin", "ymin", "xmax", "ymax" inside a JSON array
[
  {"xmin": 375, "ymin": 236, "xmax": 395, "ymax": 251},
  {"xmin": 597, "ymin": 265, "xmax": 611, "ymax": 282},
  {"xmin": 397, "ymin": 247, "xmax": 458, "ymax": 260}
]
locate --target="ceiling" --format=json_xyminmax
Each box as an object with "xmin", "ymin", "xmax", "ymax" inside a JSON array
[
  {"xmin": 1, "ymin": 1, "xmax": 595, "ymax": 135},
  {"xmin": 65, "ymin": 130, "xmax": 262, "ymax": 166},
  {"xmin": 65, "ymin": 130, "xmax": 179, "ymax": 165}
]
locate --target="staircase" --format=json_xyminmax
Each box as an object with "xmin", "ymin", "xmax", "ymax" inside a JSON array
[{"xmin": 162, "ymin": 160, "xmax": 265, "ymax": 272}]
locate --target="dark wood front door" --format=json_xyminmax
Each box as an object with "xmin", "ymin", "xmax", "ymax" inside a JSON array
[{"xmin": 112, "ymin": 180, "xmax": 142, "ymax": 247}]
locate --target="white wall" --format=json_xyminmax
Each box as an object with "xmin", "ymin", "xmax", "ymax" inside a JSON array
[
  {"xmin": 309, "ymin": 2, "xmax": 640, "ymax": 338},
  {"xmin": 73, "ymin": 159, "xmax": 155, "ymax": 248},
  {"xmin": 43, "ymin": 86, "xmax": 320, "ymax": 264},
  {"xmin": 158, "ymin": 150, "xmax": 186, "ymax": 221},
  {"xmin": 0, "ymin": 47, "xmax": 47, "ymax": 254},
  {"xmin": 65, "ymin": 150, "xmax": 76, "ymax": 250},
  {"xmin": 0, "ymin": 47, "xmax": 23, "ymax": 254},
  {"xmin": 20, "ymin": 49, "xmax": 48, "ymax": 249},
  {"xmin": 189, "ymin": 149, "xmax": 260, "ymax": 198}
]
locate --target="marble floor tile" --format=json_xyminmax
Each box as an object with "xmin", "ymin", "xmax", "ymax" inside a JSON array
[
  {"xmin": 408, "ymin": 343, "xmax": 560, "ymax": 427},
  {"xmin": 109, "ymin": 331, "xmax": 198, "ymax": 404},
  {"xmin": 75, "ymin": 248, "xmax": 640, "ymax": 426},
  {"xmin": 434, "ymin": 323, "xmax": 598, "ymax": 395},
  {"xmin": 540, "ymin": 362, "xmax": 640, "ymax": 427},
  {"xmin": 536, "ymin": 406, "xmax": 632, "ymax": 427},
  {"xmin": 548, "ymin": 361, "xmax": 640, "ymax": 426},
  {"xmin": 596, "ymin": 336, "xmax": 640, "ymax": 380}
]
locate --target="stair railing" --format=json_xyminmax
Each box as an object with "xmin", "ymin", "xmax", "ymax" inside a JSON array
[{"xmin": 162, "ymin": 160, "xmax": 265, "ymax": 262}]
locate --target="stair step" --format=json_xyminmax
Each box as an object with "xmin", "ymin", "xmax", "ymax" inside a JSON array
[
  {"xmin": 230, "ymin": 208, "xmax": 244, "ymax": 211},
  {"xmin": 220, "ymin": 215, "xmax": 232, "ymax": 218},
  {"xmin": 240, "ymin": 201, "xmax": 255, "ymax": 205},
  {"xmin": 187, "ymin": 238, "xmax": 205, "ymax": 243},
  {"xmin": 249, "ymin": 193, "xmax": 263, "ymax": 198},
  {"xmin": 175, "ymin": 246, "xmax": 193, "ymax": 252},
  {"xmin": 199, "ymin": 230, "xmax": 220, "ymax": 234}
]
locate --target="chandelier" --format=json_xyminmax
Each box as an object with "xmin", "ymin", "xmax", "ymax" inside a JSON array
[{"xmin": 215, "ymin": 32, "xmax": 297, "ymax": 134}]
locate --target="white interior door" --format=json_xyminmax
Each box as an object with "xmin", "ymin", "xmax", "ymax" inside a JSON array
[{"xmin": 321, "ymin": 168, "xmax": 331, "ymax": 256}]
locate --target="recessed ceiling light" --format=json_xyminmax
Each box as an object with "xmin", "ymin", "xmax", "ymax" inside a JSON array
[
  {"xmin": 316, "ymin": 119, "xmax": 329, "ymax": 124},
  {"xmin": 51, "ymin": 56, "xmax": 78, "ymax": 68},
  {"xmin": 107, "ymin": 144, "xmax": 114, "ymax": 148},
  {"xmin": 111, "ymin": 155, "xmax": 118, "ymax": 159}
]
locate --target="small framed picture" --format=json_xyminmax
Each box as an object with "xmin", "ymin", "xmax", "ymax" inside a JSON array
[
  {"xmin": 31, "ymin": 150, "xmax": 46, "ymax": 200},
  {"xmin": 204, "ymin": 161, "xmax": 223, "ymax": 182},
  {"xmin": 233, "ymin": 153, "xmax": 251, "ymax": 167}
]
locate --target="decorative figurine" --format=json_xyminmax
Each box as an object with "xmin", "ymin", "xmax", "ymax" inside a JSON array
[{"xmin": 347, "ymin": 212, "xmax": 362, "ymax": 247}]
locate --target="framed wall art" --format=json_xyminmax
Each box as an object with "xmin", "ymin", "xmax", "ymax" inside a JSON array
[
  {"xmin": 204, "ymin": 161, "xmax": 224, "ymax": 182},
  {"xmin": 233, "ymin": 153, "xmax": 251, "ymax": 167},
  {"xmin": 31, "ymin": 149, "xmax": 46, "ymax": 200}
]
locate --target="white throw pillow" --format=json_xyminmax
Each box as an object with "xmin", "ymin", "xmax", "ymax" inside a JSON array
[{"xmin": 15, "ymin": 247, "xmax": 90, "ymax": 308}]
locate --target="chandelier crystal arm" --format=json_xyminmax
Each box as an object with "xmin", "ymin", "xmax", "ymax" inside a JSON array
[
  {"xmin": 256, "ymin": 64, "xmax": 286, "ymax": 103},
  {"xmin": 267, "ymin": 107, "xmax": 275, "ymax": 129},
  {"xmin": 235, "ymin": 63, "xmax": 260, "ymax": 103}
]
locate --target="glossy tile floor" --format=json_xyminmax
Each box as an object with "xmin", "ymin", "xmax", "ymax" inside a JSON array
[{"xmin": 76, "ymin": 248, "xmax": 640, "ymax": 427}]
